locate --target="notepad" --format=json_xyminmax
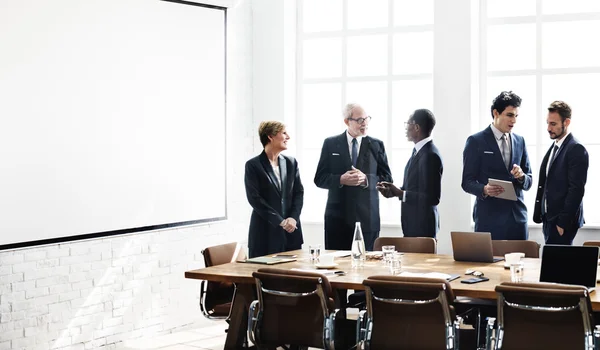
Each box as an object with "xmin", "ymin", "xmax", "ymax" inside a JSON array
[
  {"xmin": 240, "ymin": 257, "xmax": 296, "ymax": 265},
  {"xmin": 488, "ymin": 178, "xmax": 518, "ymax": 201}
]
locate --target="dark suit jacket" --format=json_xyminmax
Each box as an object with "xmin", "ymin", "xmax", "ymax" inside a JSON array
[
  {"xmin": 401, "ymin": 141, "xmax": 443, "ymax": 238},
  {"xmin": 314, "ymin": 132, "xmax": 393, "ymax": 236},
  {"xmin": 462, "ymin": 126, "xmax": 532, "ymax": 239},
  {"xmin": 533, "ymin": 133, "xmax": 588, "ymax": 231},
  {"xmin": 244, "ymin": 151, "xmax": 304, "ymax": 258}
]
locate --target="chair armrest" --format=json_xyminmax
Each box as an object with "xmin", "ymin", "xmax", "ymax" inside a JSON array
[
  {"xmin": 485, "ymin": 317, "xmax": 496, "ymax": 350},
  {"xmin": 454, "ymin": 316, "xmax": 462, "ymax": 350},
  {"xmin": 324, "ymin": 309, "xmax": 340, "ymax": 350},
  {"xmin": 247, "ymin": 300, "xmax": 260, "ymax": 347}
]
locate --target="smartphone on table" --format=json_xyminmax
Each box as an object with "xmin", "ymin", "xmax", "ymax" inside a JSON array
[{"xmin": 461, "ymin": 277, "xmax": 490, "ymax": 284}]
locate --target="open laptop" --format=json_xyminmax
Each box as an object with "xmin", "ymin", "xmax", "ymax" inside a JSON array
[
  {"xmin": 540, "ymin": 245, "xmax": 599, "ymax": 292},
  {"xmin": 451, "ymin": 231, "xmax": 504, "ymax": 263}
]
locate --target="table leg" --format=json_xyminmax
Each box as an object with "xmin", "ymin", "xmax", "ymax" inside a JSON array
[{"xmin": 224, "ymin": 283, "xmax": 255, "ymax": 349}]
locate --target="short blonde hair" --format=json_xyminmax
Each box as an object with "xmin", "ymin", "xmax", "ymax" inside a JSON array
[{"xmin": 258, "ymin": 121, "xmax": 285, "ymax": 147}]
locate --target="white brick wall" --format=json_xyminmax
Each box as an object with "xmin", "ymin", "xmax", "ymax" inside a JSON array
[{"xmin": 0, "ymin": 0, "xmax": 254, "ymax": 348}]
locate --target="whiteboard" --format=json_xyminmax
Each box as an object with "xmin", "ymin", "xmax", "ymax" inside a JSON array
[{"xmin": 0, "ymin": 0, "xmax": 226, "ymax": 249}]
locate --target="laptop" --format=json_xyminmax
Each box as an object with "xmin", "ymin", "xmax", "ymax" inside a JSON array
[
  {"xmin": 540, "ymin": 245, "xmax": 599, "ymax": 291},
  {"xmin": 451, "ymin": 231, "xmax": 504, "ymax": 263}
]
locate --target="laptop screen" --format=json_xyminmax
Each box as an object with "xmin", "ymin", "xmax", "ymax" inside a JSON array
[{"xmin": 540, "ymin": 245, "xmax": 599, "ymax": 288}]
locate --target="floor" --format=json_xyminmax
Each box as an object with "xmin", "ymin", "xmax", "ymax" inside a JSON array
[{"xmin": 119, "ymin": 320, "xmax": 229, "ymax": 350}]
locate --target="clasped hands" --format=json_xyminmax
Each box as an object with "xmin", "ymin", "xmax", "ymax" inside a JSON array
[
  {"xmin": 484, "ymin": 164, "xmax": 525, "ymax": 197},
  {"xmin": 280, "ymin": 217, "xmax": 297, "ymax": 233},
  {"xmin": 340, "ymin": 166, "xmax": 367, "ymax": 186},
  {"xmin": 376, "ymin": 181, "xmax": 403, "ymax": 198}
]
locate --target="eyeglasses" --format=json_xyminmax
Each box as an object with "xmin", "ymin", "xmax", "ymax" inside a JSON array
[
  {"xmin": 465, "ymin": 269, "xmax": 484, "ymax": 277},
  {"xmin": 347, "ymin": 116, "xmax": 372, "ymax": 124},
  {"xmin": 404, "ymin": 121, "xmax": 417, "ymax": 129}
]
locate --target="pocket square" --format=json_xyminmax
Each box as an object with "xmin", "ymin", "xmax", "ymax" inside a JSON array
[
  {"xmin": 332, "ymin": 153, "xmax": 340, "ymax": 156},
  {"xmin": 484, "ymin": 151, "xmax": 494, "ymax": 154}
]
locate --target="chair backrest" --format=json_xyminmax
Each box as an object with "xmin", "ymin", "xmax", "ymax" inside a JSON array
[
  {"xmin": 494, "ymin": 282, "xmax": 594, "ymax": 349},
  {"xmin": 492, "ymin": 240, "xmax": 540, "ymax": 258},
  {"xmin": 583, "ymin": 241, "xmax": 600, "ymax": 248},
  {"xmin": 200, "ymin": 242, "xmax": 245, "ymax": 318},
  {"xmin": 203, "ymin": 242, "xmax": 246, "ymax": 267},
  {"xmin": 361, "ymin": 275, "xmax": 458, "ymax": 350},
  {"xmin": 373, "ymin": 237, "xmax": 436, "ymax": 254},
  {"xmin": 250, "ymin": 268, "xmax": 336, "ymax": 349}
]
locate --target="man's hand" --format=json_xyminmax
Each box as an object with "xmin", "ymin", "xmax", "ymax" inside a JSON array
[
  {"xmin": 377, "ymin": 181, "xmax": 402, "ymax": 198},
  {"xmin": 556, "ymin": 225, "xmax": 564, "ymax": 236},
  {"xmin": 510, "ymin": 164, "xmax": 525, "ymax": 180},
  {"xmin": 483, "ymin": 183, "xmax": 504, "ymax": 197},
  {"xmin": 280, "ymin": 218, "xmax": 297, "ymax": 233},
  {"xmin": 340, "ymin": 168, "xmax": 364, "ymax": 186},
  {"xmin": 352, "ymin": 166, "xmax": 367, "ymax": 186}
]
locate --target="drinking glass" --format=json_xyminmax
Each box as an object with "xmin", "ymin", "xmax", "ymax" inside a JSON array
[
  {"xmin": 382, "ymin": 245, "xmax": 395, "ymax": 266},
  {"xmin": 389, "ymin": 252, "xmax": 402, "ymax": 275},
  {"xmin": 510, "ymin": 262, "xmax": 525, "ymax": 282},
  {"xmin": 309, "ymin": 244, "xmax": 321, "ymax": 262}
]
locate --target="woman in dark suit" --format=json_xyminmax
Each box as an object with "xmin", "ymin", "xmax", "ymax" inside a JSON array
[{"xmin": 244, "ymin": 121, "xmax": 304, "ymax": 258}]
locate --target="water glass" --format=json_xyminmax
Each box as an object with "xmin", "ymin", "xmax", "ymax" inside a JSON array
[
  {"xmin": 309, "ymin": 244, "xmax": 321, "ymax": 262},
  {"xmin": 510, "ymin": 262, "xmax": 524, "ymax": 283},
  {"xmin": 382, "ymin": 245, "xmax": 395, "ymax": 266},
  {"xmin": 389, "ymin": 252, "xmax": 402, "ymax": 275}
]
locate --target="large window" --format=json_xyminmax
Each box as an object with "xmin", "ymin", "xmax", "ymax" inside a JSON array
[
  {"xmin": 297, "ymin": 0, "xmax": 434, "ymax": 224},
  {"xmin": 480, "ymin": 0, "xmax": 600, "ymax": 224}
]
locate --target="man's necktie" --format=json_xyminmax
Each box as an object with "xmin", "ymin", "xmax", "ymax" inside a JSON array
[
  {"xmin": 501, "ymin": 134, "xmax": 510, "ymax": 170},
  {"xmin": 548, "ymin": 144, "xmax": 559, "ymax": 170},
  {"xmin": 351, "ymin": 138, "xmax": 358, "ymax": 167},
  {"xmin": 542, "ymin": 144, "xmax": 560, "ymax": 215},
  {"xmin": 404, "ymin": 148, "xmax": 417, "ymax": 183}
]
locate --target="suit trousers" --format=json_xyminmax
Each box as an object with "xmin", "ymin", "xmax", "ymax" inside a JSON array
[
  {"xmin": 543, "ymin": 216, "xmax": 576, "ymax": 245},
  {"xmin": 324, "ymin": 216, "xmax": 378, "ymax": 251}
]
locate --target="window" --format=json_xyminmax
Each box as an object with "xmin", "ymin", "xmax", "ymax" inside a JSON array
[
  {"xmin": 480, "ymin": 2, "xmax": 600, "ymax": 224},
  {"xmin": 297, "ymin": 0, "xmax": 434, "ymax": 224}
]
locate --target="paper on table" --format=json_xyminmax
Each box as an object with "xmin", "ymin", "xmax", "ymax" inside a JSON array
[
  {"xmin": 398, "ymin": 271, "xmax": 452, "ymax": 280},
  {"xmin": 488, "ymin": 178, "xmax": 518, "ymax": 201},
  {"xmin": 330, "ymin": 251, "xmax": 352, "ymax": 257},
  {"xmin": 291, "ymin": 268, "xmax": 344, "ymax": 276}
]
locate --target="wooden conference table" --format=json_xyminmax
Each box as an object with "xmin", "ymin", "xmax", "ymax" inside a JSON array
[{"xmin": 185, "ymin": 249, "xmax": 600, "ymax": 349}]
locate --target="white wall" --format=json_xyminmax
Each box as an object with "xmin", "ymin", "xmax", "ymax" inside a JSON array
[{"xmin": 0, "ymin": 0, "xmax": 254, "ymax": 349}]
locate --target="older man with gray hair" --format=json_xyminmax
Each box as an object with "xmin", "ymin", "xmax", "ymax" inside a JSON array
[{"xmin": 314, "ymin": 103, "xmax": 393, "ymax": 251}]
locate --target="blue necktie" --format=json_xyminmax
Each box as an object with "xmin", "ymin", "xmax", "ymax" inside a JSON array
[{"xmin": 351, "ymin": 138, "xmax": 358, "ymax": 167}]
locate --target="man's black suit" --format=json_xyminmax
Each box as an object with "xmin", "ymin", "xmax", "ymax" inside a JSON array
[
  {"xmin": 245, "ymin": 151, "xmax": 304, "ymax": 258},
  {"xmin": 401, "ymin": 141, "xmax": 443, "ymax": 238},
  {"xmin": 533, "ymin": 133, "xmax": 588, "ymax": 245},
  {"xmin": 314, "ymin": 132, "xmax": 392, "ymax": 250}
]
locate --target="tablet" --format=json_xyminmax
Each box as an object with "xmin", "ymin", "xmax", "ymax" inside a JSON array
[{"xmin": 488, "ymin": 178, "xmax": 517, "ymax": 201}]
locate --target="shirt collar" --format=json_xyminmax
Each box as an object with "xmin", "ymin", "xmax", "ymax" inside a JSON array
[
  {"xmin": 346, "ymin": 130, "xmax": 363, "ymax": 145},
  {"xmin": 490, "ymin": 124, "xmax": 509, "ymax": 140},
  {"xmin": 554, "ymin": 131, "xmax": 571, "ymax": 149},
  {"xmin": 414, "ymin": 136, "xmax": 433, "ymax": 154}
]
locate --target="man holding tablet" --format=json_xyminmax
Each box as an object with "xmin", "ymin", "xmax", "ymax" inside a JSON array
[{"xmin": 462, "ymin": 91, "xmax": 533, "ymax": 240}]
